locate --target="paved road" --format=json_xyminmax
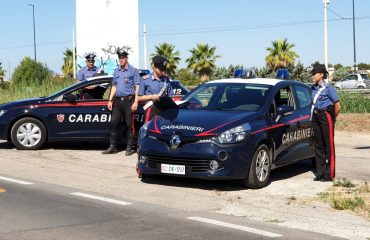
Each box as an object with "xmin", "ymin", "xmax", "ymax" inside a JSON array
[
  {"xmin": 0, "ymin": 131, "xmax": 369, "ymax": 240},
  {"xmin": 0, "ymin": 179, "xmax": 341, "ymax": 240}
]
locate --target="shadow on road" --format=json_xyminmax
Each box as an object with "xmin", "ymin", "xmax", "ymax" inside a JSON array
[
  {"xmin": 141, "ymin": 159, "xmax": 315, "ymax": 191},
  {"xmin": 0, "ymin": 141, "xmax": 14, "ymax": 149},
  {"xmin": 354, "ymin": 146, "xmax": 370, "ymax": 150}
]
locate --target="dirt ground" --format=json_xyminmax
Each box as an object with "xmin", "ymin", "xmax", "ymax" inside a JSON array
[{"xmin": 336, "ymin": 113, "xmax": 370, "ymax": 132}]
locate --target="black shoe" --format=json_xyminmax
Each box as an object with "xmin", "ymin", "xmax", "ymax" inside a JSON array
[
  {"xmin": 125, "ymin": 148, "xmax": 135, "ymax": 156},
  {"xmin": 102, "ymin": 145, "xmax": 118, "ymax": 154},
  {"xmin": 313, "ymin": 176, "xmax": 323, "ymax": 181}
]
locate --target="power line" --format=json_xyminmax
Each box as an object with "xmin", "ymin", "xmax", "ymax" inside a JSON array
[
  {"xmin": 141, "ymin": 16, "xmax": 370, "ymax": 37},
  {"xmin": 0, "ymin": 40, "xmax": 71, "ymax": 51}
]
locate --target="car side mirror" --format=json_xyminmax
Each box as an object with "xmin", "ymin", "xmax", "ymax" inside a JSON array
[
  {"xmin": 63, "ymin": 93, "xmax": 77, "ymax": 103},
  {"xmin": 275, "ymin": 105, "xmax": 294, "ymax": 123}
]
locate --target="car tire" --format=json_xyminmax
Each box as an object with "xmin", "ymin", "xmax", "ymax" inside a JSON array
[
  {"xmin": 334, "ymin": 87, "xmax": 341, "ymax": 90},
  {"xmin": 357, "ymin": 86, "xmax": 365, "ymax": 89},
  {"xmin": 10, "ymin": 117, "xmax": 46, "ymax": 150},
  {"xmin": 243, "ymin": 144, "xmax": 271, "ymax": 189}
]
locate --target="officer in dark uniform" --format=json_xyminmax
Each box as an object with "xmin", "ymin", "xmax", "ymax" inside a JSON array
[
  {"xmin": 311, "ymin": 64, "xmax": 341, "ymax": 181},
  {"xmin": 77, "ymin": 53, "xmax": 98, "ymax": 82},
  {"xmin": 138, "ymin": 55, "xmax": 173, "ymax": 121},
  {"xmin": 102, "ymin": 48, "xmax": 140, "ymax": 156}
]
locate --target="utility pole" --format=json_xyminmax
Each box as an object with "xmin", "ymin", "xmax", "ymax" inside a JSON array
[
  {"xmin": 323, "ymin": 0, "xmax": 329, "ymax": 71},
  {"xmin": 352, "ymin": 0, "xmax": 357, "ymax": 72},
  {"xmin": 143, "ymin": 24, "xmax": 147, "ymax": 69},
  {"xmin": 73, "ymin": 28, "xmax": 76, "ymax": 78},
  {"xmin": 28, "ymin": 4, "xmax": 37, "ymax": 62}
]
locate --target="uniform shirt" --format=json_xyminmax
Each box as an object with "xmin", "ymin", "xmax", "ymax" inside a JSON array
[
  {"xmin": 77, "ymin": 66, "xmax": 98, "ymax": 81},
  {"xmin": 112, "ymin": 64, "xmax": 140, "ymax": 97},
  {"xmin": 311, "ymin": 83, "xmax": 340, "ymax": 110},
  {"xmin": 138, "ymin": 73, "xmax": 173, "ymax": 97}
]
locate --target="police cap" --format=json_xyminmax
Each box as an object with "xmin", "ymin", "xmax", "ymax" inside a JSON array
[
  {"xmin": 311, "ymin": 64, "xmax": 328, "ymax": 75},
  {"xmin": 84, "ymin": 52, "xmax": 96, "ymax": 60},
  {"xmin": 152, "ymin": 55, "xmax": 167, "ymax": 70},
  {"xmin": 116, "ymin": 48, "xmax": 129, "ymax": 58}
]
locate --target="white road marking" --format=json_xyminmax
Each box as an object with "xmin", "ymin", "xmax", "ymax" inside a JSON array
[
  {"xmin": 0, "ymin": 176, "xmax": 34, "ymax": 185},
  {"xmin": 187, "ymin": 216, "xmax": 282, "ymax": 238},
  {"xmin": 70, "ymin": 192, "xmax": 132, "ymax": 206}
]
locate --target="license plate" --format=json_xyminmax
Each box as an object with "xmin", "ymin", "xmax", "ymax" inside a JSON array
[{"xmin": 161, "ymin": 164, "xmax": 185, "ymax": 175}]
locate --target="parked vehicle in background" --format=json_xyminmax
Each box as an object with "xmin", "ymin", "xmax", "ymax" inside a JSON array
[{"xmin": 333, "ymin": 73, "xmax": 370, "ymax": 89}]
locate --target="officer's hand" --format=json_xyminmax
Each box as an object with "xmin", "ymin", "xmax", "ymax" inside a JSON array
[
  {"xmin": 86, "ymin": 85, "xmax": 95, "ymax": 89},
  {"xmin": 131, "ymin": 102, "xmax": 138, "ymax": 112},
  {"xmin": 151, "ymin": 94, "xmax": 160, "ymax": 102},
  {"xmin": 108, "ymin": 101, "xmax": 113, "ymax": 111}
]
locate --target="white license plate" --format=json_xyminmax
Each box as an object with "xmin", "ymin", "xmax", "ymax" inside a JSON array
[{"xmin": 161, "ymin": 164, "xmax": 185, "ymax": 175}]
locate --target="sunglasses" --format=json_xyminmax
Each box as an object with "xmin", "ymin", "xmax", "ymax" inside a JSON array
[
  {"xmin": 119, "ymin": 57, "xmax": 128, "ymax": 60},
  {"xmin": 87, "ymin": 60, "xmax": 95, "ymax": 63}
]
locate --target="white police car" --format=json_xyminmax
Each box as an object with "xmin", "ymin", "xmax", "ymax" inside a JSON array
[{"xmin": 137, "ymin": 78, "xmax": 314, "ymax": 188}]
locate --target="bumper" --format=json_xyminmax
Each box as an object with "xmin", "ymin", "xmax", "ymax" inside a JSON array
[
  {"xmin": 0, "ymin": 120, "xmax": 8, "ymax": 140},
  {"xmin": 137, "ymin": 136, "xmax": 255, "ymax": 180}
]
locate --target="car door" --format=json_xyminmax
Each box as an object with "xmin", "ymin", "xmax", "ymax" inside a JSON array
[
  {"xmin": 268, "ymin": 84, "xmax": 301, "ymax": 165},
  {"xmin": 45, "ymin": 79, "xmax": 112, "ymax": 140},
  {"xmin": 343, "ymin": 75, "xmax": 357, "ymax": 88}
]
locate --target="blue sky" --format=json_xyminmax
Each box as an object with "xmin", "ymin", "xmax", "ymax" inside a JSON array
[{"xmin": 1, "ymin": 0, "xmax": 369, "ymax": 77}]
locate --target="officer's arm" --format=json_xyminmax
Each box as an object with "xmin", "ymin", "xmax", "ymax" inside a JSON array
[
  {"xmin": 334, "ymin": 101, "xmax": 341, "ymax": 117},
  {"xmin": 108, "ymin": 85, "xmax": 117, "ymax": 102}
]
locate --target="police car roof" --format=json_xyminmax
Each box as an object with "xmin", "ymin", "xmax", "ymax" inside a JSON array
[{"xmin": 207, "ymin": 78, "xmax": 282, "ymax": 86}]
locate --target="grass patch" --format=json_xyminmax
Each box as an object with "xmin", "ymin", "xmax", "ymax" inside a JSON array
[
  {"xmin": 318, "ymin": 180, "xmax": 370, "ymax": 219},
  {"xmin": 333, "ymin": 178, "xmax": 356, "ymax": 188},
  {"xmin": 266, "ymin": 218, "xmax": 285, "ymax": 223}
]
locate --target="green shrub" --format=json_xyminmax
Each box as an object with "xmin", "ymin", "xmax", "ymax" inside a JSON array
[
  {"xmin": 12, "ymin": 57, "xmax": 52, "ymax": 86},
  {"xmin": 332, "ymin": 197, "xmax": 365, "ymax": 210},
  {"xmin": 333, "ymin": 178, "xmax": 356, "ymax": 188},
  {"xmin": 339, "ymin": 92, "xmax": 370, "ymax": 113}
]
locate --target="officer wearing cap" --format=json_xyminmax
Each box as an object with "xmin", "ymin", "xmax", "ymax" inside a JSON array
[
  {"xmin": 138, "ymin": 55, "xmax": 173, "ymax": 121},
  {"xmin": 77, "ymin": 53, "xmax": 98, "ymax": 82},
  {"xmin": 102, "ymin": 48, "xmax": 140, "ymax": 156},
  {"xmin": 311, "ymin": 63, "xmax": 341, "ymax": 182}
]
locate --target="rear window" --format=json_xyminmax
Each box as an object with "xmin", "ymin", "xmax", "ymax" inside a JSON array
[{"xmin": 361, "ymin": 74, "xmax": 369, "ymax": 80}]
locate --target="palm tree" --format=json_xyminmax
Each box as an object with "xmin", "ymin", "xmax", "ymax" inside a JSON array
[
  {"xmin": 186, "ymin": 43, "xmax": 221, "ymax": 82},
  {"xmin": 265, "ymin": 38, "xmax": 299, "ymax": 71},
  {"xmin": 151, "ymin": 43, "xmax": 181, "ymax": 79},
  {"xmin": 62, "ymin": 48, "xmax": 74, "ymax": 79}
]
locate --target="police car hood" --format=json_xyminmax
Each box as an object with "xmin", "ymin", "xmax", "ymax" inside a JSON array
[
  {"xmin": 0, "ymin": 97, "xmax": 45, "ymax": 110},
  {"xmin": 150, "ymin": 109, "xmax": 257, "ymax": 137}
]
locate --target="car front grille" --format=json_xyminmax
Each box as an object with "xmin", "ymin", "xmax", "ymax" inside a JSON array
[{"xmin": 146, "ymin": 154, "xmax": 211, "ymax": 173}]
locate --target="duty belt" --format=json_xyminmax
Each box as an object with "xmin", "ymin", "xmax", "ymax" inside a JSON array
[
  {"xmin": 313, "ymin": 107, "xmax": 328, "ymax": 114},
  {"xmin": 116, "ymin": 95, "xmax": 134, "ymax": 101}
]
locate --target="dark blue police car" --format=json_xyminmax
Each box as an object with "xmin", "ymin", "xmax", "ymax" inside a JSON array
[
  {"xmin": 137, "ymin": 78, "xmax": 315, "ymax": 188},
  {"xmin": 0, "ymin": 75, "xmax": 188, "ymax": 150}
]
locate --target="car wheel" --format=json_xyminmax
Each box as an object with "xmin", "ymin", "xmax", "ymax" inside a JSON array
[
  {"xmin": 334, "ymin": 86, "xmax": 341, "ymax": 90},
  {"xmin": 10, "ymin": 117, "xmax": 46, "ymax": 150},
  {"xmin": 357, "ymin": 86, "xmax": 365, "ymax": 89},
  {"xmin": 243, "ymin": 144, "xmax": 271, "ymax": 189}
]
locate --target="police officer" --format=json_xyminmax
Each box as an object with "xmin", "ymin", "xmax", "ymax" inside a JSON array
[
  {"xmin": 77, "ymin": 53, "xmax": 98, "ymax": 82},
  {"xmin": 311, "ymin": 64, "xmax": 341, "ymax": 181},
  {"xmin": 102, "ymin": 48, "xmax": 140, "ymax": 156},
  {"xmin": 138, "ymin": 55, "xmax": 173, "ymax": 122}
]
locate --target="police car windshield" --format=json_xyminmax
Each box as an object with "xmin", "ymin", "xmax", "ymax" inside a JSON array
[{"xmin": 183, "ymin": 83, "xmax": 270, "ymax": 111}]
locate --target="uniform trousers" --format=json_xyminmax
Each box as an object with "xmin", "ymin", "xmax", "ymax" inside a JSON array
[
  {"xmin": 312, "ymin": 109, "xmax": 336, "ymax": 179},
  {"xmin": 110, "ymin": 97, "xmax": 135, "ymax": 147}
]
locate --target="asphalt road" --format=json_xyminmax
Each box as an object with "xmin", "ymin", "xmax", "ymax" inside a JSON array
[
  {"xmin": 0, "ymin": 131, "xmax": 369, "ymax": 240},
  {"xmin": 0, "ymin": 180, "xmax": 341, "ymax": 240}
]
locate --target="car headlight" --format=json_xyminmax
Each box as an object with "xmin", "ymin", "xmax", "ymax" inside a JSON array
[
  {"xmin": 214, "ymin": 123, "xmax": 251, "ymax": 144},
  {"xmin": 139, "ymin": 121, "xmax": 150, "ymax": 140},
  {"xmin": 0, "ymin": 110, "xmax": 7, "ymax": 117}
]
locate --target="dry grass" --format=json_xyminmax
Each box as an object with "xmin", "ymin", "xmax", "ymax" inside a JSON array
[
  {"xmin": 318, "ymin": 179, "xmax": 370, "ymax": 219},
  {"xmin": 335, "ymin": 113, "xmax": 370, "ymax": 132}
]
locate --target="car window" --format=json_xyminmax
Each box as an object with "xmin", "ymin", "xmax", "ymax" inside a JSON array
[
  {"xmin": 183, "ymin": 83, "xmax": 270, "ymax": 111},
  {"xmin": 274, "ymin": 86, "xmax": 295, "ymax": 109},
  {"xmin": 295, "ymin": 86, "xmax": 311, "ymax": 109},
  {"xmin": 361, "ymin": 74, "xmax": 369, "ymax": 80},
  {"xmin": 54, "ymin": 81, "xmax": 111, "ymax": 101}
]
